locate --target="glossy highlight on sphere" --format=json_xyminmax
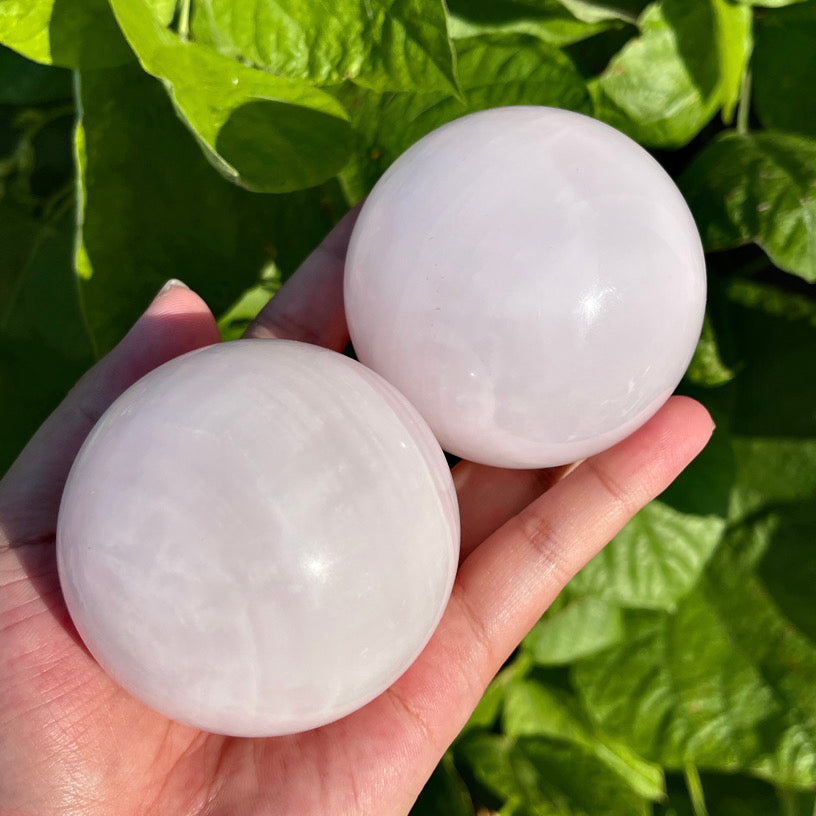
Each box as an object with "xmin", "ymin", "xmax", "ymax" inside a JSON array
[
  {"xmin": 345, "ymin": 106, "xmax": 707, "ymax": 468},
  {"xmin": 57, "ymin": 340, "xmax": 459, "ymax": 736}
]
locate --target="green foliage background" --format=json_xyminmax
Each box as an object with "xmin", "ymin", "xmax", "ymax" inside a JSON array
[{"xmin": 2, "ymin": 0, "xmax": 816, "ymax": 812}]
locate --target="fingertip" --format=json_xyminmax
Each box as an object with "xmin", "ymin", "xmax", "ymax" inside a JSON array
[
  {"xmin": 77, "ymin": 281, "xmax": 221, "ymax": 429},
  {"xmin": 141, "ymin": 279, "xmax": 214, "ymax": 326},
  {"xmin": 668, "ymin": 394, "xmax": 715, "ymax": 433},
  {"xmin": 123, "ymin": 281, "xmax": 221, "ymax": 366},
  {"xmin": 653, "ymin": 394, "xmax": 716, "ymax": 465},
  {"xmin": 0, "ymin": 282, "xmax": 221, "ymax": 536}
]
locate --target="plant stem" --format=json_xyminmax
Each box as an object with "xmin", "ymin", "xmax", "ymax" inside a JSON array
[
  {"xmin": 177, "ymin": 0, "xmax": 192, "ymax": 40},
  {"xmin": 737, "ymin": 66, "xmax": 752, "ymax": 136},
  {"xmin": 43, "ymin": 179, "xmax": 74, "ymax": 221},
  {"xmin": 684, "ymin": 764, "xmax": 709, "ymax": 816},
  {"xmin": 780, "ymin": 787, "xmax": 799, "ymax": 816}
]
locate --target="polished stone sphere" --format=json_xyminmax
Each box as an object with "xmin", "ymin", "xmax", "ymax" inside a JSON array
[
  {"xmin": 57, "ymin": 340, "xmax": 459, "ymax": 736},
  {"xmin": 345, "ymin": 106, "xmax": 707, "ymax": 468}
]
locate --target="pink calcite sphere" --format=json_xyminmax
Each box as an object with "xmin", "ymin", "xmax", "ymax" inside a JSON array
[
  {"xmin": 345, "ymin": 106, "xmax": 707, "ymax": 468},
  {"xmin": 57, "ymin": 340, "xmax": 459, "ymax": 736}
]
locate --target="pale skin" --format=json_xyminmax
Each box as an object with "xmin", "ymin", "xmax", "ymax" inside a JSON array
[{"xmin": 0, "ymin": 209, "xmax": 714, "ymax": 816}]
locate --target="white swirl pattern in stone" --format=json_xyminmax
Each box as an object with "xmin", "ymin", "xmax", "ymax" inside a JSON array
[
  {"xmin": 57, "ymin": 340, "xmax": 460, "ymax": 736},
  {"xmin": 345, "ymin": 106, "xmax": 707, "ymax": 468}
]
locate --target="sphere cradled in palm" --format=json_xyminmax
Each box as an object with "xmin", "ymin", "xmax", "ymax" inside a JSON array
[{"xmin": 0, "ymin": 210, "xmax": 713, "ymax": 816}]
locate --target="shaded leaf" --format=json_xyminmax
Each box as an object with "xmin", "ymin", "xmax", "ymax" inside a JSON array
[
  {"xmin": 457, "ymin": 732, "xmax": 652, "ymax": 815},
  {"xmin": 592, "ymin": 0, "xmax": 751, "ymax": 147},
  {"xmin": 0, "ymin": 204, "xmax": 93, "ymax": 472},
  {"xmin": 0, "ymin": 0, "xmax": 133, "ymax": 68},
  {"xmin": 756, "ymin": 509, "xmax": 816, "ymax": 644},
  {"xmin": 753, "ymin": 2, "xmax": 816, "ymax": 136},
  {"xmin": 216, "ymin": 263, "xmax": 282, "ymax": 341},
  {"xmin": 459, "ymin": 662, "xmax": 525, "ymax": 737},
  {"xmin": 108, "ymin": 0, "xmax": 353, "ymax": 192},
  {"xmin": 411, "ymin": 753, "xmax": 474, "ymax": 816},
  {"xmin": 75, "ymin": 63, "xmax": 337, "ymax": 354},
  {"xmin": 656, "ymin": 772, "xmax": 815, "ymax": 816},
  {"xmin": 729, "ymin": 438, "xmax": 816, "ymax": 519},
  {"xmin": 680, "ymin": 132, "xmax": 816, "ymax": 282},
  {"xmin": 191, "ymin": 0, "xmax": 459, "ymax": 93},
  {"xmin": 659, "ymin": 424, "xmax": 736, "ymax": 520},
  {"xmin": 715, "ymin": 279, "xmax": 816, "ymax": 438},
  {"xmin": 718, "ymin": 298, "xmax": 816, "ymax": 503},
  {"xmin": 0, "ymin": 44, "xmax": 71, "ymax": 104}
]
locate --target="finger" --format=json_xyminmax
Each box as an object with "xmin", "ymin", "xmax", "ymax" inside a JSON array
[
  {"xmin": 453, "ymin": 461, "xmax": 573, "ymax": 561},
  {"xmin": 0, "ymin": 281, "xmax": 220, "ymax": 546},
  {"xmin": 451, "ymin": 396, "xmax": 714, "ymax": 665},
  {"xmin": 243, "ymin": 204, "xmax": 362, "ymax": 350},
  {"xmin": 381, "ymin": 396, "xmax": 714, "ymax": 755}
]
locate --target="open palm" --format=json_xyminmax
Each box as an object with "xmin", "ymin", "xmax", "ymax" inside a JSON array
[{"xmin": 0, "ymin": 211, "xmax": 714, "ymax": 816}]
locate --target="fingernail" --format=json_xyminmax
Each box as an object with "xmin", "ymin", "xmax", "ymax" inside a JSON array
[{"xmin": 155, "ymin": 278, "xmax": 190, "ymax": 298}]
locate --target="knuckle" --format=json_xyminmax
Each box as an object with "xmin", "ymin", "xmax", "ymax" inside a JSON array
[
  {"xmin": 513, "ymin": 510, "xmax": 571, "ymax": 587},
  {"xmin": 584, "ymin": 457, "xmax": 640, "ymax": 518}
]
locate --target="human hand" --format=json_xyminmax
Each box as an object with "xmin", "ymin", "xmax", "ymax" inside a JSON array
[{"xmin": 0, "ymin": 209, "xmax": 714, "ymax": 816}]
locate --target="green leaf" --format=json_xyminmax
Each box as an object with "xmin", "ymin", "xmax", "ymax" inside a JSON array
[
  {"xmin": 715, "ymin": 279, "xmax": 816, "ymax": 438},
  {"xmin": 150, "ymin": 0, "xmax": 180, "ymax": 25},
  {"xmin": 0, "ymin": 0, "xmax": 133, "ymax": 68},
  {"xmin": 456, "ymin": 732, "xmax": 652, "ymax": 815},
  {"xmin": 446, "ymin": 0, "xmax": 625, "ymax": 46},
  {"xmin": 0, "ymin": 45, "xmax": 71, "ymax": 103},
  {"xmin": 216, "ymin": 262, "xmax": 282, "ymax": 341},
  {"xmin": 714, "ymin": 0, "xmax": 752, "ymax": 123},
  {"xmin": 755, "ymin": 510, "xmax": 816, "ymax": 645},
  {"xmin": 572, "ymin": 599, "xmax": 778, "ymax": 773},
  {"xmin": 592, "ymin": 0, "xmax": 751, "ymax": 147},
  {"xmin": 734, "ymin": 0, "xmax": 809, "ymax": 7},
  {"xmin": 680, "ymin": 132, "xmax": 816, "ymax": 282},
  {"xmin": 0, "ymin": 203, "xmax": 94, "ymax": 472},
  {"xmin": 502, "ymin": 679, "xmax": 665, "ymax": 799},
  {"xmin": 684, "ymin": 313, "xmax": 736, "ymax": 388},
  {"xmin": 75, "ymin": 63, "xmax": 337, "ymax": 354},
  {"xmin": 567, "ymin": 500, "xmax": 726, "ymax": 610},
  {"xmin": 524, "ymin": 596, "xmax": 625, "ymax": 665},
  {"xmin": 753, "ymin": 2, "xmax": 816, "ymax": 137},
  {"xmin": 730, "ymin": 438, "xmax": 816, "ymax": 519},
  {"xmin": 555, "ymin": 0, "xmax": 639, "ymax": 24},
  {"xmin": 0, "ymin": 205, "xmax": 90, "ymax": 361},
  {"xmin": 656, "ymin": 772, "xmax": 816, "ymax": 816},
  {"xmin": 406, "ymin": 35, "xmax": 591, "ymax": 135},
  {"xmin": 190, "ymin": 0, "xmax": 459, "ymax": 94},
  {"xmin": 411, "ymin": 753, "xmax": 474, "ymax": 816},
  {"xmin": 337, "ymin": 33, "xmax": 590, "ymax": 201},
  {"xmin": 459, "ymin": 661, "xmax": 527, "ymax": 737},
  {"xmin": 107, "ymin": 0, "xmax": 354, "ymax": 192},
  {"xmin": 702, "ymin": 518, "xmax": 816, "ymax": 788},
  {"xmin": 573, "ymin": 505, "xmax": 816, "ymax": 787}
]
